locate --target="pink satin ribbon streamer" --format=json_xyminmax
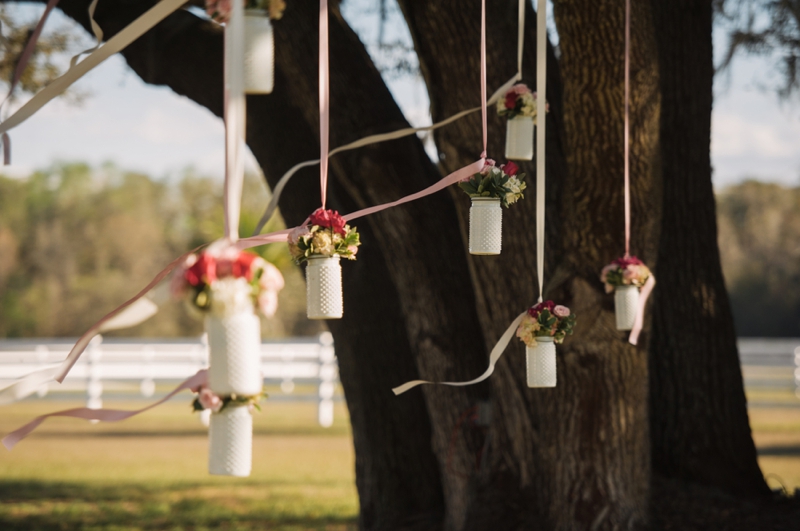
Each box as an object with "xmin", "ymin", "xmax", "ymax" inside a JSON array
[
  {"xmin": 3, "ymin": 369, "xmax": 208, "ymax": 450},
  {"xmin": 0, "ymin": 0, "xmax": 60, "ymax": 165},
  {"xmin": 480, "ymin": 0, "xmax": 487, "ymax": 158},
  {"xmin": 628, "ymin": 274, "xmax": 655, "ymax": 345},
  {"xmin": 319, "ymin": 0, "xmax": 330, "ymax": 209},
  {"xmin": 623, "ymin": 0, "xmax": 631, "ymax": 257}
]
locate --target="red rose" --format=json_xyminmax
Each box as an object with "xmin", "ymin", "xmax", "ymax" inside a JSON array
[
  {"xmin": 528, "ymin": 300, "xmax": 556, "ymax": 318},
  {"xmin": 232, "ymin": 251, "xmax": 259, "ymax": 280},
  {"xmin": 613, "ymin": 255, "xmax": 643, "ymax": 269},
  {"xmin": 185, "ymin": 253, "xmax": 216, "ymax": 286},
  {"xmin": 310, "ymin": 208, "xmax": 347, "ymax": 236},
  {"xmin": 502, "ymin": 161, "xmax": 519, "ymax": 176},
  {"xmin": 504, "ymin": 92, "xmax": 517, "ymax": 110}
]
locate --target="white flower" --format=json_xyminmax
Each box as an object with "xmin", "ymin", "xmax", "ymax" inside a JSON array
[
  {"xmin": 312, "ymin": 231, "xmax": 335, "ymax": 256},
  {"xmin": 208, "ymin": 277, "xmax": 254, "ymax": 317}
]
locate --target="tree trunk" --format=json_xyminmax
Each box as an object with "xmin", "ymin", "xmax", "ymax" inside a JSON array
[
  {"xmin": 648, "ymin": 0, "xmax": 770, "ymax": 498},
  {"xmin": 398, "ymin": 0, "xmax": 656, "ymax": 528}
]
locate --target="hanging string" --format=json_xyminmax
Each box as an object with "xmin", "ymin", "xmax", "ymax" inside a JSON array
[
  {"xmin": 319, "ymin": 0, "xmax": 330, "ymax": 209},
  {"xmin": 623, "ymin": 0, "xmax": 631, "ymax": 258},
  {"xmin": 535, "ymin": 0, "xmax": 546, "ymax": 303},
  {"xmin": 480, "ymin": 0, "xmax": 487, "ymax": 158}
]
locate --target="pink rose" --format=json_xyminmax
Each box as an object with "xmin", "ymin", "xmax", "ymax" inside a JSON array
[
  {"xmin": 198, "ymin": 388, "xmax": 222, "ymax": 412},
  {"xmin": 513, "ymin": 83, "xmax": 531, "ymax": 95},
  {"xmin": 554, "ymin": 305, "xmax": 570, "ymax": 318},
  {"xmin": 479, "ymin": 159, "xmax": 497, "ymax": 176},
  {"xmin": 257, "ymin": 261, "xmax": 285, "ymax": 292},
  {"xmin": 258, "ymin": 291, "xmax": 279, "ymax": 318},
  {"xmin": 347, "ymin": 245, "xmax": 359, "ymax": 256},
  {"xmin": 289, "ymin": 225, "xmax": 311, "ymax": 244}
]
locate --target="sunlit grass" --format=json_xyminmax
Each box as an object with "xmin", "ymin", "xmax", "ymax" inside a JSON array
[{"xmin": 0, "ymin": 400, "xmax": 357, "ymax": 530}]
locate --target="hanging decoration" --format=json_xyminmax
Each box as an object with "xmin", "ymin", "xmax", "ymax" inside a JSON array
[
  {"xmin": 207, "ymin": 0, "xmax": 285, "ymax": 94},
  {"xmin": 601, "ymin": 256, "xmax": 651, "ymax": 331},
  {"xmin": 601, "ymin": 0, "xmax": 656, "ymax": 344},
  {"xmin": 459, "ymin": 160, "xmax": 526, "ymax": 255},
  {"xmin": 392, "ymin": 0, "xmax": 575, "ymax": 396},
  {"xmin": 497, "ymin": 84, "xmax": 546, "ymax": 161},
  {"xmin": 516, "ymin": 300, "xmax": 576, "ymax": 388},
  {"xmin": 288, "ymin": 209, "xmax": 360, "ymax": 319}
]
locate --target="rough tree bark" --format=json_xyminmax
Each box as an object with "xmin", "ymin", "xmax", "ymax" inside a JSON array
[
  {"xmin": 8, "ymin": 0, "xmax": 772, "ymax": 528},
  {"xmin": 649, "ymin": 0, "xmax": 770, "ymax": 498}
]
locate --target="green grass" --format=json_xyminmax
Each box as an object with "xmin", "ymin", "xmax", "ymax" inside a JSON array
[
  {"xmin": 3, "ymin": 396, "xmax": 800, "ymax": 529},
  {"xmin": 0, "ymin": 400, "xmax": 358, "ymax": 530}
]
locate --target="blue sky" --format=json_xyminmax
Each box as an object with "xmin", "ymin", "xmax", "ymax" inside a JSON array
[{"xmin": 2, "ymin": 1, "xmax": 799, "ymax": 188}]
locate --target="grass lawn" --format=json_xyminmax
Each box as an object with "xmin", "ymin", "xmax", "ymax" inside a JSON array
[
  {"xmin": 1, "ymin": 392, "xmax": 799, "ymax": 530},
  {"xmin": 0, "ymin": 399, "xmax": 358, "ymax": 530}
]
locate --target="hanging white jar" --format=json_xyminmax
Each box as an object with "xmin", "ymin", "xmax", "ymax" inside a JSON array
[
  {"xmin": 526, "ymin": 336, "xmax": 557, "ymax": 388},
  {"xmin": 206, "ymin": 309, "xmax": 263, "ymax": 396},
  {"xmin": 306, "ymin": 255, "xmax": 343, "ymax": 319},
  {"xmin": 505, "ymin": 116, "xmax": 534, "ymax": 161},
  {"xmin": 208, "ymin": 404, "xmax": 253, "ymax": 477},
  {"xmin": 469, "ymin": 197, "xmax": 502, "ymax": 255},
  {"xmin": 244, "ymin": 9, "xmax": 275, "ymax": 94},
  {"xmin": 614, "ymin": 285, "xmax": 639, "ymax": 331}
]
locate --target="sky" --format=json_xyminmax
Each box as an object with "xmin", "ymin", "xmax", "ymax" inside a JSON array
[{"xmin": 2, "ymin": 2, "xmax": 799, "ymax": 188}]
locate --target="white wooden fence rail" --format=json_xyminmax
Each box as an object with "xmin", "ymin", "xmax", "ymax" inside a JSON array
[{"xmin": 0, "ymin": 332, "xmax": 339, "ymax": 427}]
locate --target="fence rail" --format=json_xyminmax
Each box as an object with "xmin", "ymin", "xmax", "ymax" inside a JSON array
[{"xmin": 0, "ymin": 333, "xmax": 339, "ymax": 427}]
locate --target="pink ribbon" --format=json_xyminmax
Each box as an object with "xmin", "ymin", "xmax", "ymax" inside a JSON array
[
  {"xmin": 623, "ymin": 0, "xmax": 631, "ymax": 257},
  {"xmin": 3, "ymin": 369, "xmax": 208, "ymax": 450},
  {"xmin": 319, "ymin": 0, "xmax": 329, "ymax": 209},
  {"xmin": 0, "ymin": 0, "xmax": 61, "ymax": 165},
  {"xmin": 480, "ymin": 0, "xmax": 487, "ymax": 158},
  {"xmin": 628, "ymin": 275, "xmax": 654, "ymax": 345}
]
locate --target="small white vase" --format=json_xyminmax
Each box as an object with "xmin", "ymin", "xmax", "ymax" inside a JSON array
[
  {"xmin": 614, "ymin": 285, "xmax": 640, "ymax": 331},
  {"xmin": 526, "ymin": 337, "xmax": 557, "ymax": 388},
  {"xmin": 244, "ymin": 10, "xmax": 275, "ymax": 94},
  {"xmin": 206, "ymin": 311, "xmax": 263, "ymax": 396},
  {"xmin": 469, "ymin": 197, "xmax": 502, "ymax": 255},
  {"xmin": 306, "ymin": 256, "xmax": 343, "ymax": 320},
  {"xmin": 208, "ymin": 405, "xmax": 252, "ymax": 477},
  {"xmin": 505, "ymin": 116, "xmax": 534, "ymax": 161}
]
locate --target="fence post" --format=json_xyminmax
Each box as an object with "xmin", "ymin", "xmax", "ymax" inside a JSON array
[
  {"xmin": 35, "ymin": 345, "xmax": 49, "ymax": 397},
  {"xmin": 86, "ymin": 335, "xmax": 103, "ymax": 411},
  {"xmin": 317, "ymin": 332, "xmax": 336, "ymax": 428}
]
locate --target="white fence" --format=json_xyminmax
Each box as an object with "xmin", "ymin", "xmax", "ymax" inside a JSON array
[
  {"xmin": 1, "ymin": 337, "xmax": 798, "ymax": 422},
  {"xmin": 0, "ymin": 333, "xmax": 340, "ymax": 427}
]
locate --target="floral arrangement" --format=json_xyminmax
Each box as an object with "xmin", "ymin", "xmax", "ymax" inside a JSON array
[
  {"xmin": 192, "ymin": 383, "xmax": 267, "ymax": 413},
  {"xmin": 496, "ymin": 84, "xmax": 548, "ymax": 120},
  {"xmin": 600, "ymin": 256, "xmax": 651, "ymax": 293},
  {"xmin": 516, "ymin": 301, "xmax": 577, "ymax": 345},
  {"xmin": 172, "ymin": 250, "xmax": 285, "ymax": 317},
  {"xmin": 288, "ymin": 208, "xmax": 361, "ymax": 265},
  {"xmin": 206, "ymin": 0, "xmax": 286, "ymax": 23},
  {"xmin": 459, "ymin": 159, "xmax": 526, "ymax": 207}
]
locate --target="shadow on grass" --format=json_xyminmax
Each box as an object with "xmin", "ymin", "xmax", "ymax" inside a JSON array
[{"xmin": 0, "ymin": 480, "xmax": 357, "ymax": 531}]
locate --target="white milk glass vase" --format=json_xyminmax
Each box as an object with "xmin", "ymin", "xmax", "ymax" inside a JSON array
[
  {"xmin": 505, "ymin": 116, "xmax": 534, "ymax": 161},
  {"xmin": 208, "ymin": 404, "xmax": 253, "ymax": 477},
  {"xmin": 526, "ymin": 336, "xmax": 557, "ymax": 388},
  {"xmin": 469, "ymin": 197, "xmax": 502, "ymax": 255},
  {"xmin": 244, "ymin": 9, "xmax": 275, "ymax": 94},
  {"xmin": 306, "ymin": 255, "xmax": 343, "ymax": 319},
  {"xmin": 206, "ymin": 278, "xmax": 263, "ymax": 396},
  {"xmin": 614, "ymin": 285, "xmax": 639, "ymax": 331}
]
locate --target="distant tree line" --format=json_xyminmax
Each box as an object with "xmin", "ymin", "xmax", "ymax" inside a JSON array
[
  {"xmin": 0, "ymin": 163, "xmax": 323, "ymax": 339},
  {"xmin": 717, "ymin": 180, "xmax": 800, "ymax": 337}
]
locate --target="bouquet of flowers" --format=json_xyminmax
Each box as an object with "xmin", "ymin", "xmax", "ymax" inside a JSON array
[
  {"xmin": 288, "ymin": 208, "xmax": 360, "ymax": 265},
  {"xmin": 600, "ymin": 256, "xmax": 651, "ymax": 293},
  {"xmin": 496, "ymin": 84, "xmax": 547, "ymax": 120},
  {"xmin": 516, "ymin": 300, "xmax": 576, "ymax": 346},
  {"xmin": 459, "ymin": 159, "xmax": 526, "ymax": 208},
  {"xmin": 172, "ymin": 249, "xmax": 285, "ymax": 318},
  {"xmin": 206, "ymin": 0, "xmax": 286, "ymax": 23}
]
